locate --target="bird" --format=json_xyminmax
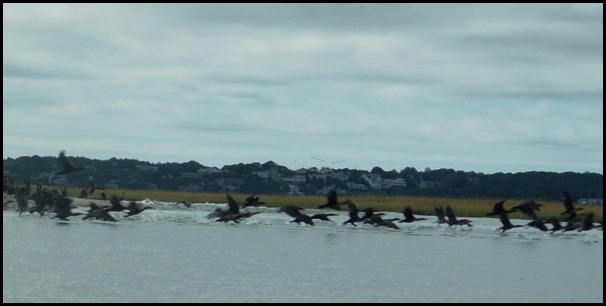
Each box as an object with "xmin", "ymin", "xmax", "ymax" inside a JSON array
[
  {"xmin": 497, "ymin": 212, "xmax": 523, "ymax": 233},
  {"xmin": 363, "ymin": 214, "xmax": 400, "ymax": 229},
  {"xmin": 55, "ymin": 150, "xmax": 84, "ymax": 175},
  {"xmin": 124, "ymin": 201, "xmax": 152, "ymax": 217},
  {"xmin": 360, "ymin": 207, "xmax": 386, "ymax": 223},
  {"xmin": 485, "ymin": 200, "xmax": 512, "ymax": 216},
  {"xmin": 243, "ymin": 194, "xmax": 266, "ymax": 207},
  {"xmin": 578, "ymin": 212, "xmax": 596, "ymax": 231},
  {"xmin": 399, "ymin": 206, "xmax": 427, "ymax": 223},
  {"xmin": 509, "ymin": 200, "xmax": 542, "ymax": 220},
  {"xmin": 434, "ymin": 206, "xmax": 448, "ymax": 224},
  {"xmin": 83, "ymin": 203, "xmax": 117, "ymax": 222},
  {"xmin": 548, "ymin": 217, "xmax": 563, "ymax": 233},
  {"xmin": 526, "ymin": 219, "xmax": 548, "ymax": 232},
  {"xmin": 445, "ymin": 205, "xmax": 473, "ymax": 227},
  {"xmin": 317, "ymin": 189, "xmax": 348, "ymax": 210},
  {"xmin": 279, "ymin": 205, "xmax": 315, "ymax": 226},
  {"xmin": 51, "ymin": 196, "xmax": 82, "ymax": 221},
  {"xmin": 103, "ymin": 195, "xmax": 127, "ymax": 212},
  {"xmin": 15, "ymin": 183, "xmax": 31, "ymax": 215},
  {"xmin": 212, "ymin": 194, "xmax": 260, "ymax": 223},
  {"xmin": 342, "ymin": 202, "xmax": 362, "ymax": 226},
  {"xmin": 561, "ymin": 191, "xmax": 583, "ymax": 216},
  {"xmin": 310, "ymin": 213, "xmax": 338, "ymax": 222}
]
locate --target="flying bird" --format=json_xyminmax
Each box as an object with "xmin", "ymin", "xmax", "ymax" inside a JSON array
[
  {"xmin": 243, "ymin": 194, "xmax": 266, "ymax": 207},
  {"xmin": 317, "ymin": 189, "xmax": 349, "ymax": 210},
  {"xmin": 399, "ymin": 206, "xmax": 427, "ymax": 223},
  {"xmin": 497, "ymin": 212, "xmax": 523, "ymax": 233},
  {"xmin": 509, "ymin": 200, "xmax": 542, "ymax": 220},
  {"xmin": 445, "ymin": 205, "xmax": 473, "ymax": 227},
  {"xmin": 124, "ymin": 201, "xmax": 153, "ymax": 217},
  {"xmin": 56, "ymin": 150, "xmax": 84, "ymax": 175},
  {"xmin": 279, "ymin": 205, "xmax": 315, "ymax": 226},
  {"xmin": 561, "ymin": 191, "xmax": 583, "ymax": 216},
  {"xmin": 342, "ymin": 201, "xmax": 362, "ymax": 226},
  {"xmin": 434, "ymin": 206, "xmax": 448, "ymax": 224},
  {"xmin": 485, "ymin": 200, "xmax": 512, "ymax": 216}
]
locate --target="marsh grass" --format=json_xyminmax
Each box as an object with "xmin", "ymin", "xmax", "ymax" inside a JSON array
[{"xmin": 68, "ymin": 187, "xmax": 603, "ymax": 223}]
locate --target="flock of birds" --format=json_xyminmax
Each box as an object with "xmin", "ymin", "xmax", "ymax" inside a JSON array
[{"xmin": 3, "ymin": 150, "xmax": 603, "ymax": 235}]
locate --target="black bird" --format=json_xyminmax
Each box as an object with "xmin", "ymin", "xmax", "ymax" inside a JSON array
[
  {"xmin": 497, "ymin": 212, "xmax": 523, "ymax": 233},
  {"xmin": 213, "ymin": 194, "xmax": 260, "ymax": 223},
  {"xmin": 318, "ymin": 189, "xmax": 348, "ymax": 210},
  {"xmin": 399, "ymin": 206, "xmax": 427, "ymax": 223},
  {"xmin": 485, "ymin": 200, "xmax": 513, "ymax": 216},
  {"xmin": 445, "ymin": 205, "xmax": 473, "ymax": 227},
  {"xmin": 124, "ymin": 201, "xmax": 152, "ymax": 217},
  {"xmin": 51, "ymin": 196, "xmax": 82, "ymax": 221},
  {"xmin": 243, "ymin": 194, "xmax": 266, "ymax": 207},
  {"xmin": 561, "ymin": 191, "xmax": 583, "ymax": 216},
  {"xmin": 526, "ymin": 219, "xmax": 549, "ymax": 232},
  {"xmin": 364, "ymin": 214, "xmax": 400, "ymax": 230},
  {"xmin": 360, "ymin": 207, "xmax": 386, "ymax": 223},
  {"xmin": 578, "ymin": 212, "xmax": 596, "ymax": 231},
  {"xmin": 509, "ymin": 200, "xmax": 542, "ymax": 220},
  {"xmin": 435, "ymin": 206, "xmax": 448, "ymax": 224},
  {"xmin": 342, "ymin": 202, "xmax": 362, "ymax": 226},
  {"xmin": 279, "ymin": 205, "xmax": 315, "ymax": 226},
  {"xmin": 103, "ymin": 195, "xmax": 127, "ymax": 212},
  {"xmin": 217, "ymin": 211, "xmax": 261, "ymax": 223},
  {"xmin": 83, "ymin": 203, "xmax": 117, "ymax": 222},
  {"xmin": 310, "ymin": 213, "xmax": 338, "ymax": 222},
  {"xmin": 56, "ymin": 150, "xmax": 84, "ymax": 175},
  {"xmin": 547, "ymin": 217, "xmax": 562, "ymax": 233},
  {"xmin": 15, "ymin": 183, "xmax": 31, "ymax": 215}
]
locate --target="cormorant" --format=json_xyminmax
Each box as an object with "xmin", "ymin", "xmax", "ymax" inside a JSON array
[
  {"xmin": 55, "ymin": 150, "xmax": 84, "ymax": 175},
  {"xmin": 526, "ymin": 219, "xmax": 548, "ymax": 232},
  {"xmin": 310, "ymin": 213, "xmax": 338, "ymax": 222},
  {"xmin": 399, "ymin": 206, "xmax": 427, "ymax": 223},
  {"xmin": 212, "ymin": 194, "xmax": 260, "ymax": 223},
  {"xmin": 83, "ymin": 203, "xmax": 117, "ymax": 222},
  {"xmin": 561, "ymin": 191, "xmax": 583, "ymax": 216},
  {"xmin": 243, "ymin": 194, "xmax": 266, "ymax": 207},
  {"xmin": 124, "ymin": 201, "xmax": 152, "ymax": 217},
  {"xmin": 445, "ymin": 205, "xmax": 473, "ymax": 227},
  {"xmin": 578, "ymin": 212, "xmax": 596, "ymax": 231},
  {"xmin": 548, "ymin": 217, "xmax": 562, "ymax": 233},
  {"xmin": 279, "ymin": 205, "xmax": 315, "ymax": 226},
  {"xmin": 434, "ymin": 206, "xmax": 448, "ymax": 224},
  {"xmin": 509, "ymin": 200, "xmax": 542, "ymax": 220},
  {"xmin": 485, "ymin": 200, "xmax": 512, "ymax": 216},
  {"xmin": 51, "ymin": 196, "xmax": 82, "ymax": 221},
  {"xmin": 497, "ymin": 212, "xmax": 523, "ymax": 233},
  {"xmin": 360, "ymin": 207, "xmax": 386, "ymax": 223},
  {"xmin": 342, "ymin": 202, "xmax": 362, "ymax": 226},
  {"xmin": 103, "ymin": 195, "xmax": 127, "ymax": 212},
  {"xmin": 317, "ymin": 189, "xmax": 349, "ymax": 210}
]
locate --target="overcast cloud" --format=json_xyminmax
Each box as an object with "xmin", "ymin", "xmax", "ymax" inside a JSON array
[{"xmin": 3, "ymin": 4, "xmax": 603, "ymax": 174}]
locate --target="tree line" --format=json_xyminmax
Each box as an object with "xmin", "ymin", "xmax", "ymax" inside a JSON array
[{"xmin": 2, "ymin": 155, "xmax": 603, "ymax": 202}]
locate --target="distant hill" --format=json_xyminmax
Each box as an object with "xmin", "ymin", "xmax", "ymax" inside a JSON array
[{"xmin": 2, "ymin": 155, "xmax": 603, "ymax": 202}]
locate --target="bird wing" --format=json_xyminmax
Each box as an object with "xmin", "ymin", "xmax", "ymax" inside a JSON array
[
  {"xmin": 327, "ymin": 189, "xmax": 338, "ymax": 205},
  {"xmin": 226, "ymin": 194, "xmax": 240, "ymax": 214},
  {"xmin": 58, "ymin": 150, "xmax": 75, "ymax": 172}
]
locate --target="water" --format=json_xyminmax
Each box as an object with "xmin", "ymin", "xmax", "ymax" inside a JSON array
[{"xmin": 3, "ymin": 202, "xmax": 603, "ymax": 302}]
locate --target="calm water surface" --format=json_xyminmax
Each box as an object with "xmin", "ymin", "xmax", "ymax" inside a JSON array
[{"xmin": 3, "ymin": 202, "xmax": 603, "ymax": 302}]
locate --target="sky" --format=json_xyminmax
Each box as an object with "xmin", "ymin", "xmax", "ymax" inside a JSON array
[{"xmin": 3, "ymin": 4, "xmax": 603, "ymax": 174}]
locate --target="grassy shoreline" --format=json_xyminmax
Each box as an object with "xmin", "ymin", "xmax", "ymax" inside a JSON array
[{"xmin": 70, "ymin": 187, "xmax": 603, "ymax": 223}]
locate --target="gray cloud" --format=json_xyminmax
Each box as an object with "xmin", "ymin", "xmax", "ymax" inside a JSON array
[{"xmin": 3, "ymin": 4, "xmax": 602, "ymax": 174}]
